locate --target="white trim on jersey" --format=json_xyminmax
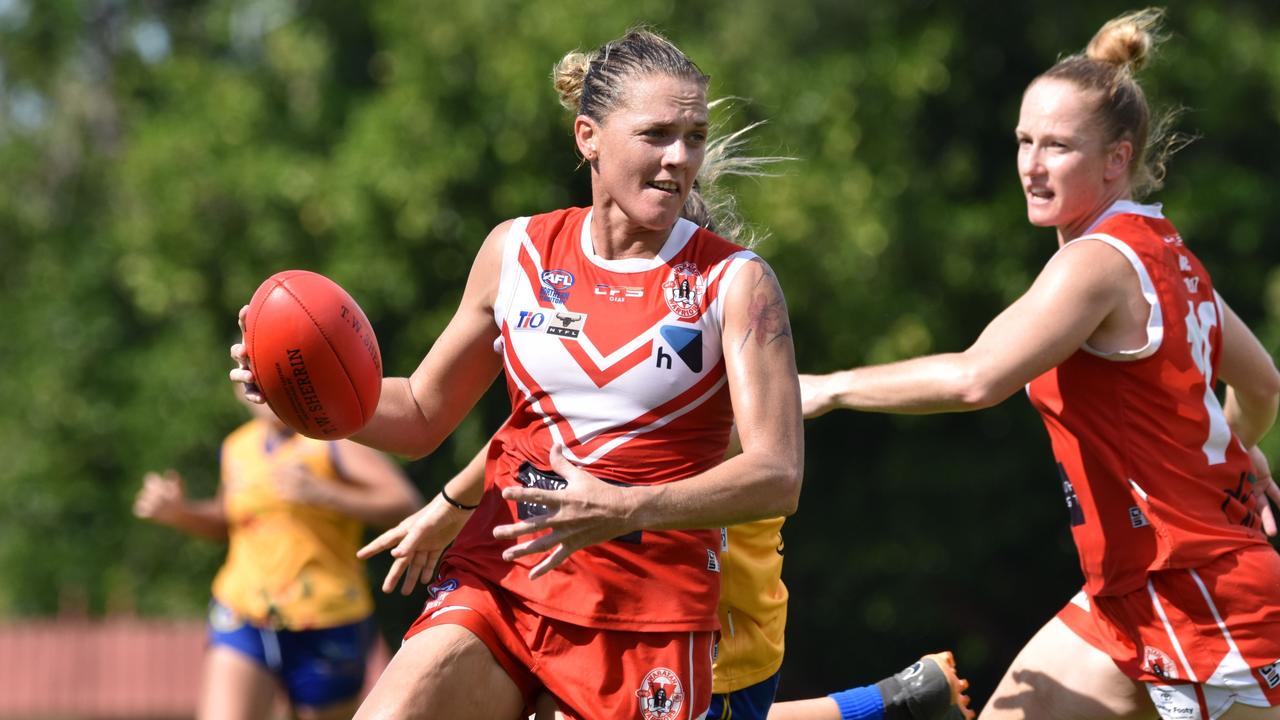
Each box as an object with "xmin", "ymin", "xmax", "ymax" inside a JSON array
[
  {"xmin": 1129, "ymin": 478, "xmax": 1150, "ymax": 501},
  {"xmin": 1148, "ymin": 579, "xmax": 1201, "ymax": 683},
  {"xmin": 579, "ymin": 210, "xmax": 699, "ymax": 273},
  {"xmin": 1084, "ymin": 200, "xmax": 1165, "ymax": 234},
  {"xmin": 497, "ymin": 210, "xmax": 759, "ymax": 467},
  {"xmin": 709, "ymin": 250, "xmax": 760, "ymax": 332},
  {"xmin": 428, "ymin": 605, "xmax": 474, "ymax": 621},
  {"xmin": 565, "ymin": 377, "xmax": 729, "ymax": 466},
  {"xmin": 1065, "ymin": 232, "xmax": 1165, "ymax": 361},
  {"xmin": 502, "ymin": 340, "xmax": 730, "ymax": 465},
  {"xmin": 686, "ymin": 632, "xmax": 697, "ymax": 720},
  {"xmin": 1188, "ymin": 568, "xmax": 1266, "ymax": 699},
  {"xmin": 494, "ymin": 217, "xmax": 531, "ymax": 329}
]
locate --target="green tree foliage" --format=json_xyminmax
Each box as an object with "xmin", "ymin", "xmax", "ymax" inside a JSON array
[{"xmin": 2, "ymin": 0, "xmax": 1278, "ymax": 706}]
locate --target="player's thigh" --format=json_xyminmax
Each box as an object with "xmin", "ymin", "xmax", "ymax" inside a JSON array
[
  {"xmin": 198, "ymin": 645, "xmax": 279, "ymax": 720},
  {"xmin": 352, "ymin": 623, "xmax": 524, "ymax": 720},
  {"xmin": 979, "ymin": 616, "xmax": 1155, "ymax": 720},
  {"xmin": 1221, "ymin": 703, "xmax": 1280, "ymax": 719}
]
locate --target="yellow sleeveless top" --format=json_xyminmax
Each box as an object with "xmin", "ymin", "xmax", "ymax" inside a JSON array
[
  {"xmin": 713, "ymin": 517, "xmax": 788, "ymax": 693},
  {"xmin": 211, "ymin": 419, "xmax": 373, "ymax": 629}
]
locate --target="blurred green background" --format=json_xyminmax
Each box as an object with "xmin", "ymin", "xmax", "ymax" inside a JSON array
[{"xmin": 2, "ymin": 0, "xmax": 1279, "ymax": 708}]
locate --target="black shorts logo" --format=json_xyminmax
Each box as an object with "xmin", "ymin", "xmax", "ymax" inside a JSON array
[
  {"xmin": 1058, "ymin": 463, "xmax": 1085, "ymax": 527},
  {"xmin": 513, "ymin": 461, "xmax": 642, "ymax": 544},
  {"xmin": 1261, "ymin": 659, "xmax": 1280, "ymax": 689}
]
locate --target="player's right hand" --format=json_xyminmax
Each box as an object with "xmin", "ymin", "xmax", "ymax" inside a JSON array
[
  {"xmin": 229, "ymin": 305, "xmax": 265, "ymax": 404},
  {"xmin": 1246, "ymin": 445, "xmax": 1279, "ymax": 536},
  {"xmin": 357, "ymin": 494, "xmax": 471, "ymax": 595},
  {"xmin": 133, "ymin": 469, "xmax": 186, "ymax": 526}
]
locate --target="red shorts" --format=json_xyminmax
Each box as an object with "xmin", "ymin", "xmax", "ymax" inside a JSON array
[
  {"xmin": 1058, "ymin": 544, "xmax": 1280, "ymax": 718},
  {"xmin": 404, "ymin": 566, "xmax": 714, "ymax": 720}
]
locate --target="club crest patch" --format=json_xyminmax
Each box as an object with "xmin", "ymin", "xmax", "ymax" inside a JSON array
[
  {"xmin": 662, "ymin": 262, "xmax": 705, "ymax": 319},
  {"xmin": 1143, "ymin": 646, "xmax": 1178, "ymax": 681},
  {"xmin": 636, "ymin": 667, "xmax": 684, "ymax": 720}
]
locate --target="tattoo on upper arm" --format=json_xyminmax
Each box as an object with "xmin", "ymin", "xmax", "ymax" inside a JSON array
[{"xmin": 738, "ymin": 259, "xmax": 792, "ymax": 352}]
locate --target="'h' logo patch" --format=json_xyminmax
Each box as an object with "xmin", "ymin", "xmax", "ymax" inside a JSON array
[{"xmin": 659, "ymin": 326, "xmax": 702, "ymax": 372}]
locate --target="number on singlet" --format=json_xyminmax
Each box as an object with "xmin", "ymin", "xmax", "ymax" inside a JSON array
[{"xmin": 1185, "ymin": 300, "xmax": 1231, "ymax": 465}]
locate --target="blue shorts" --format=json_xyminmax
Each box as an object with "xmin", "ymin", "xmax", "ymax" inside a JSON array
[
  {"xmin": 207, "ymin": 600, "xmax": 375, "ymax": 708},
  {"xmin": 707, "ymin": 671, "xmax": 781, "ymax": 720}
]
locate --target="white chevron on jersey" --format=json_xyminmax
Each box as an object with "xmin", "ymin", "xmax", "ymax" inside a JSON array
[{"xmin": 494, "ymin": 213, "xmax": 756, "ymax": 466}]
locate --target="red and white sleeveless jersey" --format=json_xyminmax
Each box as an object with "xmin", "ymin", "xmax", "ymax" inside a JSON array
[
  {"xmin": 448, "ymin": 206, "xmax": 759, "ymax": 631},
  {"xmin": 1027, "ymin": 201, "xmax": 1270, "ymax": 597}
]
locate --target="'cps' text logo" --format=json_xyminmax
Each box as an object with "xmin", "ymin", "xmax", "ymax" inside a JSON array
[{"xmin": 540, "ymin": 269, "xmax": 575, "ymax": 303}]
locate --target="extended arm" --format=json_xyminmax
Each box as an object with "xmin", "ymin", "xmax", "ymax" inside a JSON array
[
  {"xmin": 230, "ymin": 222, "xmax": 509, "ymax": 460},
  {"xmin": 1216, "ymin": 298, "xmax": 1280, "ymax": 448},
  {"xmin": 348, "ymin": 223, "xmax": 508, "ymax": 458},
  {"xmin": 629, "ymin": 257, "xmax": 804, "ymax": 527},
  {"xmin": 1215, "ymin": 296, "xmax": 1280, "ymax": 535},
  {"xmin": 802, "ymin": 240, "xmax": 1133, "ymax": 415},
  {"xmin": 358, "ymin": 441, "xmax": 490, "ymax": 594},
  {"xmin": 132, "ymin": 469, "xmax": 229, "ymax": 541}
]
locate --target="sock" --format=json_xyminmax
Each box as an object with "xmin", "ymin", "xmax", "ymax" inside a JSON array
[{"xmin": 829, "ymin": 685, "xmax": 884, "ymax": 720}]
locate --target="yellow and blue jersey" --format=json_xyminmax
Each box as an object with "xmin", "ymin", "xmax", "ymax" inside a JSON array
[
  {"xmin": 713, "ymin": 516, "xmax": 788, "ymax": 693},
  {"xmin": 211, "ymin": 419, "xmax": 372, "ymax": 630}
]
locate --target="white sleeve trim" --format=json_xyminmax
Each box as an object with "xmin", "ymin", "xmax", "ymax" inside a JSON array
[
  {"xmin": 1066, "ymin": 233, "xmax": 1164, "ymax": 361},
  {"xmin": 492, "ymin": 217, "xmax": 530, "ymax": 331},
  {"xmin": 712, "ymin": 250, "xmax": 761, "ymax": 333}
]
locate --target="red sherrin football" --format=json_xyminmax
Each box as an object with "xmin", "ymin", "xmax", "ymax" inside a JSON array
[{"xmin": 244, "ymin": 270, "xmax": 382, "ymax": 439}]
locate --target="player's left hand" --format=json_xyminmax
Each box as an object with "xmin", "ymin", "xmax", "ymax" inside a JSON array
[
  {"xmin": 358, "ymin": 495, "xmax": 470, "ymax": 595},
  {"xmin": 493, "ymin": 443, "xmax": 640, "ymax": 580},
  {"xmin": 1246, "ymin": 445, "xmax": 1279, "ymax": 536}
]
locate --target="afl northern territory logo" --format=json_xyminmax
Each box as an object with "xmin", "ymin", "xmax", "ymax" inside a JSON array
[
  {"xmin": 662, "ymin": 262, "xmax": 705, "ymax": 319},
  {"xmin": 635, "ymin": 667, "xmax": 684, "ymax": 720},
  {"xmin": 540, "ymin": 269, "xmax": 575, "ymax": 303}
]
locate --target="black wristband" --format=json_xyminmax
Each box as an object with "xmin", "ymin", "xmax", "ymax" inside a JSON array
[{"xmin": 440, "ymin": 486, "xmax": 480, "ymax": 511}]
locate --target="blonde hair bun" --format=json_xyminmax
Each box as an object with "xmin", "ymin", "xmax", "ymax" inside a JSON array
[
  {"xmin": 552, "ymin": 51, "xmax": 592, "ymax": 113},
  {"xmin": 1085, "ymin": 7, "xmax": 1165, "ymax": 72}
]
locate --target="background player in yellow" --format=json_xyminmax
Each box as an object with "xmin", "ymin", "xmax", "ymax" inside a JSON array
[{"xmin": 134, "ymin": 389, "xmax": 422, "ymax": 720}]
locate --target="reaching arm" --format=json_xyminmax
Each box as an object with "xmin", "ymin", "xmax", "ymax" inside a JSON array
[
  {"xmin": 273, "ymin": 441, "xmax": 423, "ymax": 528},
  {"xmin": 630, "ymin": 257, "xmax": 804, "ymax": 526},
  {"xmin": 1214, "ymin": 296, "xmax": 1280, "ymax": 536},
  {"xmin": 231, "ymin": 221, "xmax": 510, "ymax": 459},
  {"xmin": 802, "ymin": 239, "xmax": 1134, "ymax": 416},
  {"xmin": 358, "ymin": 441, "xmax": 490, "ymax": 594},
  {"xmin": 132, "ymin": 469, "xmax": 229, "ymax": 541},
  {"xmin": 1216, "ymin": 297, "xmax": 1280, "ymax": 448},
  {"xmin": 348, "ymin": 223, "xmax": 508, "ymax": 458},
  {"xmin": 494, "ymin": 257, "xmax": 804, "ymax": 578}
]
